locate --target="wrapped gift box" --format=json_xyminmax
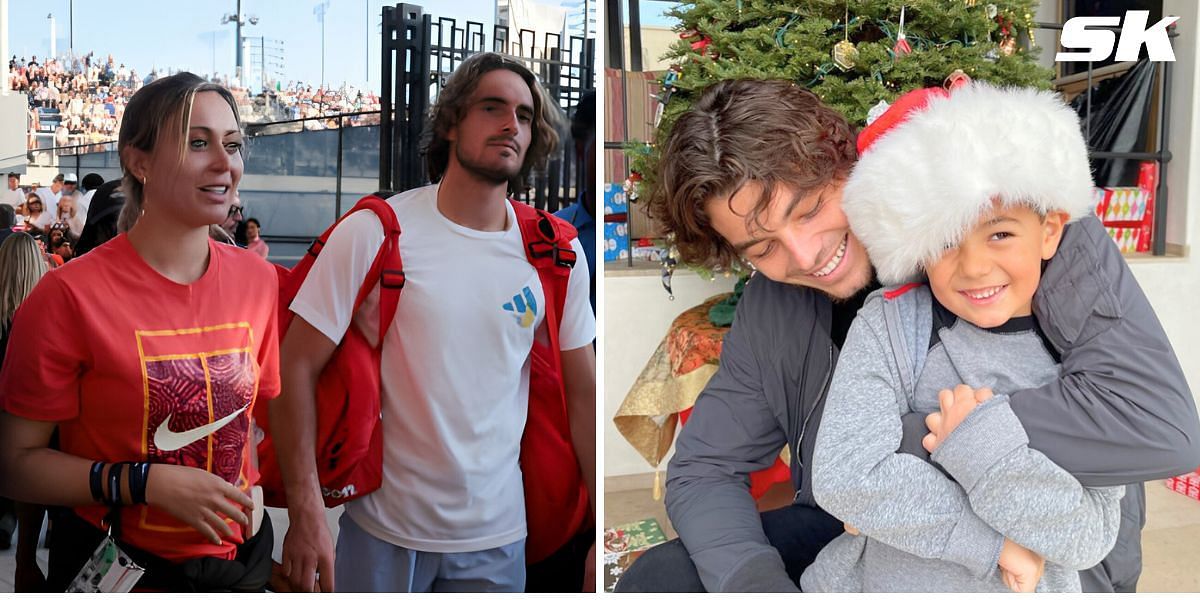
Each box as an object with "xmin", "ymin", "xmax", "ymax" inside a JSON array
[
  {"xmin": 1091, "ymin": 187, "xmax": 1109, "ymax": 219},
  {"xmin": 605, "ymin": 222, "xmax": 630, "ymax": 262},
  {"xmin": 604, "ymin": 182, "xmax": 628, "ymax": 216},
  {"xmin": 632, "ymin": 238, "xmax": 667, "ymax": 262},
  {"xmin": 1105, "ymin": 227, "xmax": 1142, "ymax": 254},
  {"xmin": 1094, "ymin": 187, "xmax": 1151, "ymax": 222},
  {"xmin": 1165, "ymin": 470, "xmax": 1200, "ymax": 502},
  {"xmin": 604, "ymin": 518, "xmax": 668, "ymax": 592},
  {"xmin": 1093, "ymin": 161, "xmax": 1159, "ymax": 254}
]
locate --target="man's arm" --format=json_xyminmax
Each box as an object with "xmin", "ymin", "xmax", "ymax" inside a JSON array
[
  {"xmin": 558, "ymin": 235, "xmax": 597, "ymax": 512},
  {"xmin": 561, "ymin": 343, "xmax": 596, "ymax": 592},
  {"xmin": 665, "ymin": 279, "xmax": 800, "ymax": 593},
  {"xmin": 901, "ymin": 218, "xmax": 1200, "ymax": 485},
  {"xmin": 929, "ymin": 391, "xmax": 1124, "ymax": 570},
  {"xmin": 561, "ymin": 344, "xmax": 596, "ymax": 517},
  {"xmin": 1017, "ymin": 217, "xmax": 1200, "ymax": 485},
  {"xmin": 270, "ymin": 210, "xmax": 385, "ymax": 594},
  {"xmin": 271, "ymin": 316, "xmax": 338, "ymax": 593}
]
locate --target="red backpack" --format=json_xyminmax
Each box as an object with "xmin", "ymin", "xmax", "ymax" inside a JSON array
[
  {"xmin": 254, "ymin": 193, "xmax": 590, "ymax": 563},
  {"xmin": 255, "ymin": 194, "xmax": 399, "ymax": 508}
]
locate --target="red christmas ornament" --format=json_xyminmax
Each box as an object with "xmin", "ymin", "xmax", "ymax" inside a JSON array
[
  {"xmin": 680, "ymin": 29, "xmax": 717, "ymax": 59},
  {"xmin": 943, "ymin": 69, "xmax": 971, "ymax": 90},
  {"xmin": 894, "ymin": 5, "xmax": 913, "ymax": 57}
]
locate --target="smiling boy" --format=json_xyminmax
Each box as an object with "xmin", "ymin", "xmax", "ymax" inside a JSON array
[{"xmin": 802, "ymin": 83, "xmax": 1151, "ymax": 592}]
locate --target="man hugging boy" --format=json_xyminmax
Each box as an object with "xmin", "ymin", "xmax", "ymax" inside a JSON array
[{"xmin": 800, "ymin": 82, "xmax": 1178, "ymax": 592}]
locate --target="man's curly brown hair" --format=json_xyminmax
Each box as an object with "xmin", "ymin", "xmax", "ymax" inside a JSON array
[
  {"xmin": 421, "ymin": 52, "xmax": 562, "ymax": 193},
  {"xmin": 649, "ymin": 79, "xmax": 858, "ymax": 270}
]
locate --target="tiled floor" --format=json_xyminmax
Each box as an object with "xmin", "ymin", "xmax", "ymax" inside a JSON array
[{"xmin": 604, "ymin": 476, "xmax": 1200, "ymax": 593}]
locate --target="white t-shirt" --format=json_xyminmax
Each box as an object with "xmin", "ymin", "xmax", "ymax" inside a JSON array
[
  {"xmin": 80, "ymin": 189, "xmax": 95, "ymax": 216},
  {"xmin": 2, "ymin": 187, "xmax": 23, "ymax": 209},
  {"xmin": 290, "ymin": 184, "xmax": 594, "ymax": 553},
  {"xmin": 27, "ymin": 210, "xmax": 54, "ymax": 231},
  {"xmin": 34, "ymin": 188, "xmax": 58, "ymax": 218}
]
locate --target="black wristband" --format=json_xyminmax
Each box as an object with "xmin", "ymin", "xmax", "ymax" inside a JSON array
[
  {"xmin": 129, "ymin": 462, "xmax": 150, "ymax": 505},
  {"xmin": 106, "ymin": 462, "xmax": 124, "ymax": 507},
  {"xmin": 89, "ymin": 461, "xmax": 105, "ymax": 503}
]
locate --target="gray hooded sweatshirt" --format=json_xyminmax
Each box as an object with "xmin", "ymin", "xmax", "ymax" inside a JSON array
[
  {"xmin": 666, "ymin": 216, "xmax": 1199, "ymax": 593},
  {"xmin": 801, "ymin": 285, "xmax": 1124, "ymax": 592}
]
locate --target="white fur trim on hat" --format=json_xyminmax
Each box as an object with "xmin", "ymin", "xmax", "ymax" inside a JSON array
[{"xmin": 843, "ymin": 82, "xmax": 1095, "ymax": 285}]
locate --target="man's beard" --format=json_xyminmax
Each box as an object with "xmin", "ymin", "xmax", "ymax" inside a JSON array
[{"xmin": 455, "ymin": 143, "xmax": 521, "ymax": 186}]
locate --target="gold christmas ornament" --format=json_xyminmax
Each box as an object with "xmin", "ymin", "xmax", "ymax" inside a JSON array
[
  {"xmin": 965, "ymin": 0, "xmax": 978, "ymax": 6},
  {"xmin": 833, "ymin": 40, "xmax": 859, "ymax": 71},
  {"xmin": 833, "ymin": 1, "xmax": 858, "ymax": 71}
]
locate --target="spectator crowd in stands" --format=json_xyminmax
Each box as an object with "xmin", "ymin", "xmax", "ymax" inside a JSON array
[
  {"xmin": 2, "ymin": 171, "xmax": 109, "ymax": 266},
  {"xmin": 8, "ymin": 52, "xmax": 383, "ymax": 151}
]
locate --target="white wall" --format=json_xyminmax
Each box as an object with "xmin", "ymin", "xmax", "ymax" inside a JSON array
[
  {"xmin": 1162, "ymin": 0, "xmax": 1195, "ymax": 245},
  {"xmin": 622, "ymin": 26, "xmax": 678, "ymax": 71},
  {"xmin": 0, "ymin": 92, "xmax": 27, "ymax": 172},
  {"xmin": 603, "ymin": 269, "xmax": 735, "ymax": 477}
]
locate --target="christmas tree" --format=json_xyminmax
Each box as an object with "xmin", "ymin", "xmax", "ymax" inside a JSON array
[{"xmin": 631, "ymin": 0, "xmax": 1055, "ymax": 222}]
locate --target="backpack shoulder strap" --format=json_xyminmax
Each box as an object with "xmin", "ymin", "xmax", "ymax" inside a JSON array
[
  {"xmin": 354, "ymin": 196, "xmax": 405, "ymax": 339},
  {"xmin": 511, "ymin": 199, "xmax": 578, "ymax": 362},
  {"xmin": 306, "ymin": 194, "xmax": 405, "ymax": 344},
  {"xmin": 511, "ymin": 199, "xmax": 577, "ymax": 292}
]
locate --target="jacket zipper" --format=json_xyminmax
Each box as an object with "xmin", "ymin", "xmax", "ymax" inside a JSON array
[{"xmin": 794, "ymin": 343, "xmax": 834, "ymax": 503}]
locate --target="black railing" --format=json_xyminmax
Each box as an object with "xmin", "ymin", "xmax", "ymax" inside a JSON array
[
  {"xmin": 19, "ymin": 112, "xmax": 386, "ymax": 266},
  {"xmin": 243, "ymin": 110, "xmax": 383, "ymax": 218},
  {"xmin": 380, "ymin": 2, "xmax": 595, "ymax": 212},
  {"xmin": 1035, "ymin": 12, "xmax": 1176, "ymax": 256}
]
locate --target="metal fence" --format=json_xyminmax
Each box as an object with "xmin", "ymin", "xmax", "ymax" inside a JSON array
[
  {"xmin": 1036, "ymin": 5, "xmax": 1175, "ymax": 256},
  {"xmin": 380, "ymin": 2, "xmax": 595, "ymax": 212}
]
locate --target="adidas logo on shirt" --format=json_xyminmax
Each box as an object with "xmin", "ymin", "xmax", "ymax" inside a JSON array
[{"xmin": 502, "ymin": 286, "xmax": 538, "ymax": 328}]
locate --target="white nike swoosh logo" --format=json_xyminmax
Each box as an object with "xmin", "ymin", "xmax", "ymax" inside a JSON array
[{"xmin": 153, "ymin": 403, "xmax": 250, "ymax": 452}]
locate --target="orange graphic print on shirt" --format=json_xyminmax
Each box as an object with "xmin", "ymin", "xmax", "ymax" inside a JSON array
[{"xmin": 137, "ymin": 322, "xmax": 259, "ymax": 532}]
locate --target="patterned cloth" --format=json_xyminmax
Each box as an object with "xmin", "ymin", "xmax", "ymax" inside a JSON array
[{"xmin": 614, "ymin": 294, "xmax": 790, "ymax": 498}]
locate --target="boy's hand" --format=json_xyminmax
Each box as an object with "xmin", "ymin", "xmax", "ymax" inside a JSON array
[
  {"xmin": 844, "ymin": 522, "xmax": 860, "ymax": 536},
  {"xmin": 922, "ymin": 385, "xmax": 993, "ymax": 452},
  {"xmin": 998, "ymin": 538, "xmax": 1044, "ymax": 593}
]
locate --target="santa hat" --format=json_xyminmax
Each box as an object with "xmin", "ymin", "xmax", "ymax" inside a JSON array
[{"xmin": 843, "ymin": 82, "xmax": 1095, "ymax": 285}]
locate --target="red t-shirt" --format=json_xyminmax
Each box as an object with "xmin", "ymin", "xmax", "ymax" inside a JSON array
[{"xmin": 0, "ymin": 233, "xmax": 280, "ymax": 562}]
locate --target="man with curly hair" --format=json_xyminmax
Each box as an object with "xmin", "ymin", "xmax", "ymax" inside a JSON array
[
  {"xmin": 614, "ymin": 79, "xmax": 1199, "ymax": 593},
  {"xmin": 272, "ymin": 53, "xmax": 596, "ymax": 593}
]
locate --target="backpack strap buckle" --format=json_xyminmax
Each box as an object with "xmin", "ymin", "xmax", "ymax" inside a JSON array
[
  {"xmin": 381, "ymin": 269, "xmax": 406, "ymax": 289},
  {"xmin": 307, "ymin": 238, "xmax": 325, "ymax": 257},
  {"xmin": 527, "ymin": 240, "xmax": 576, "ymax": 270},
  {"xmin": 554, "ymin": 247, "xmax": 577, "ymax": 269}
]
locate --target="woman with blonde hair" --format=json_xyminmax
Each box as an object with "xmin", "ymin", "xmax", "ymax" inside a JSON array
[
  {"xmin": 0, "ymin": 72, "xmax": 280, "ymax": 592},
  {"xmin": 21, "ymin": 193, "xmax": 52, "ymax": 237},
  {"xmin": 0, "ymin": 232, "xmax": 49, "ymax": 591},
  {"xmin": 0, "ymin": 232, "xmax": 47, "ymax": 343}
]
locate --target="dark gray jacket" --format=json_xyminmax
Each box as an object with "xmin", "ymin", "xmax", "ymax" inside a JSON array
[{"xmin": 665, "ymin": 216, "xmax": 1200, "ymax": 592}]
